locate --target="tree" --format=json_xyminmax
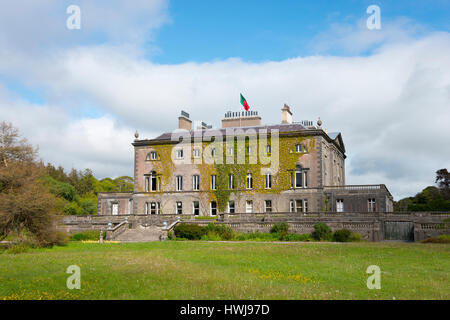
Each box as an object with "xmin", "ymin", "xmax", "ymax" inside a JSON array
[
  {"xmin": 0, "ymin": 123, "xmax": 63, "ymax": 246},
  {"xmin": 0, "ymin": 162, "xmax": 63, "ymax": 245},
  {"xmin": 436, "ymin": 169, "xmax": 449, "ymax": 199},
  {"xmin": 0, "ymin": 121, "xmax": 37, "ymax": 167}
]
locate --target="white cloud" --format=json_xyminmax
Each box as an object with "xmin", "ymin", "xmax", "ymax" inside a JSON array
[{"xmin": 0, "ymin": 6, "xmax": 449, "ymax": 199}]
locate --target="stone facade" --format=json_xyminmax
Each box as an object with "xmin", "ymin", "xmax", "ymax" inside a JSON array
[
  {"xmin": 57, "ymin": 212, "xmax": 450, "ymax": 242},
  {"xmin": 98, "ymin": 107, "xmax": 393, "ymax": 217}
]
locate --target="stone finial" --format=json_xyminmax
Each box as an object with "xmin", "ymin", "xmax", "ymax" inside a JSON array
[
  {"xmin": 134, "ymin": 130, "xmax": 139, "ymax": 139},
  {"xmin": 317, "ymin": 117, "xmax": 322, "ymax": 129}
]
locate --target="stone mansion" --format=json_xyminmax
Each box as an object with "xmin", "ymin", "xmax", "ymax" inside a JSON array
[{"xmin": 98, "ymin": 105, "xmax": 394, "ymax": 216}]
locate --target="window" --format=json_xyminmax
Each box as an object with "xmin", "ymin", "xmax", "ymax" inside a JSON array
[
  {"xmin": 146, "ymin": 151, "xmax": 157, "ymax": 161},
  {"xmin": 192, "ymin": 175, "xmax": 200, "ymax": 191},
  {"xmin": 296, "ymin": 199, "xmax": 303, "ymax": 212},
  {"xmin": 292, "ymin": 166, "xmax": 307, "ymax": 188},
  {"xmin": 150, "ymin": 202, "xmax": 161, "ymax": 215},
  {"xmin": 176, "ymin": 201, "xmax": 183, "ymax": 214},
  {"xmin": 176, "ymin": 149, "xmax": 184, "ymax": 159},
  {"xmin": 296, "ymin": 144, "xmax": 302, "ymax": 153},
  {"xmin": 290, "ymin": 199, "xmax": 307, "ymax": 213},
  {"xmin": 111, "ymin": 203, "xmax": 118, "ymax": 215},
  {"xmin": 336, "ymin": 199, "xmax": 344, "ymax": 212},
  {"xmin": 193, "ymin": 201, "xmax": 200, "ymax": 216},
  {"xmin": 264, "ymin": 200, "xmax": 272, "ymax": 213},
  {"xmin": 245, "ymin": 200, "xmax": 253, "ymax": 213},
  {"xmin": 210, "ymin": 201, "xmax": 217, "ymax": 216},
  {"xmin": 246, "ymin": 173, "xmax": 253, "ymax": 189},
  {"xmin": 144, "ymin": 171, "xmax": 160, "ymax": 192},
  {"xmin": 266, "ymin": 145, "xmax": 271, "ymax": 153},
  {"xmin": 247, "ymin": 146, "xmax": 252, "ymax": 154},
  {"xmin": 176, "ymin": 175, "xmax": 183, "ymax": 191},
  {"xmin": 211, "ymin": 148, "xmax": 216, "ymax": 157},
  {"xmin": 211, "ymin": 175, "xmax": 217, "ymax": 190},
  {"xmin": 228, "ymin": 146, "xmax": 234, "ymax": 156},
  {"xmin": 193, "ymin": 148, "xmax": 201, "ymax": 158},
  {"xmin": 128, "ymin": 199, "xmax": 133, "ymax": 215},
  {"xmin": 368, "ymin": 198, "xmax": 376, "ymax": 212},
  {"xmin": 228, "ymin": 201, "xmax": 235, "ymax": 214},
  {"xmin": 265, "ymin": 173, "xmax": 272, "ymax": 189},
  {"xmin": 229, "ymin": 174, "xmax": 234, "ymax": 189}
]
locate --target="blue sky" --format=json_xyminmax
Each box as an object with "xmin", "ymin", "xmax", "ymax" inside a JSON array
[
  {"xmin": 152, "ymin": 0, "xmax": 450, "ymax": 62},
  {"xmin": 0, "ymin": 0, "xmax": 449, "ymax": 199}
]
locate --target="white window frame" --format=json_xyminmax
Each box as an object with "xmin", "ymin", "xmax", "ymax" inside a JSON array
[
  {"xmin": 149, "ymin": 202, "xmax": 161, "ymax": 215},
  {"xmin": 228, "ymin": 146, "xmax": 234, "ymax": 156},
  {"xmin": 368, "ymin": 198, "xmax": 376, "ymax": 212},
  {"xmin": 192, "ymin": 175, "xmax": 200, "ymax": 191},
  {"xmin": 229, "ymin": 174, "xmax": 234, "ymax": 189},
  {"xmin": 264, "ymin": 200, "xmax": 272, "ymax": 213},
  {"xmin": 176, "ymin": 175, "xmax": 183, "ymax": 191},
  {"xmin": 336, "ymin": 199, "xmax": 344, "ymax": 213},
  {"xmin": 211, "ymin": 175, "xmax": 216, "ymax": 190},
  {"xmin": 246, "ymin": 173, "xmax": 253, "ymax": 189},
  {"xmin": 227, "ymin": 201, "xmax": 235, "ymax": 214},
  {"xmin": 111, "ymin": 203, "xmax": 119, "ymax": 215},
  {"xmin": 210, "ymin": 201, "xmax": 217, "ymax": 216},
  {"xmin": 245, "ymin": 200, "xmax": 253, "ymax": 213},
  {"xmin": 176, "ymin": 148, "xmax": 184, "ymax": 159},
  {"xmin": 193, "ymin": 148, "xmax": 201, "ymax": 158},
  {"xmin": 193, "ymin": 201, "xmax": 200, "ymax": 216},
  {"xmin": 265, "ymin": 173, "xmax": 272, "ymax": 189},
  {"xmin": 296, "ymin": 144, "xmax": 302, "ymax": 153},
  {"xmin": 211, "ymin": 148, "xmax": 216, "ymax": 157},
  {"xmin": 176, "ymin": 201, "xmax": 182, "ymax": 214}
]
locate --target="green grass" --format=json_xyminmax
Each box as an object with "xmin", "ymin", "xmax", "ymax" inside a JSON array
[{"xmin": 0, "ymin": 241, "xmax": 449, "ymax": 300}]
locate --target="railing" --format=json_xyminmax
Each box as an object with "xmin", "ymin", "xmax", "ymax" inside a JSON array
[
  {"xmin": 106, "ymin": 219, "xmax": 129, "ymax": 240},
  {"xmin": 323, "ymin": 184, "xmax": 384, "ymax": 191}
]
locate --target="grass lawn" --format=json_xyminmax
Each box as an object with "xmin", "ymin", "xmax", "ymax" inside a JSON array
[{"xmin": 0, "ymin": 241, "xmax": 449, "ymax": 300}]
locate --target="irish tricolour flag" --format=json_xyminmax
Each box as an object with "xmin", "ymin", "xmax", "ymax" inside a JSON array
[{"xmin": 240, "ymin": 93, "xmax": 250, "ymax": 111}]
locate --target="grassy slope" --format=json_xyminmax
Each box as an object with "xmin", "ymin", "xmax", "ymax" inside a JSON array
[{"xmin": 0, "ymin": 241, "xmax": 449, "ymax": 300}]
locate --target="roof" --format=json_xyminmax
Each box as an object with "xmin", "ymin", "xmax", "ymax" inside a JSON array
[
  {"xmin": 133, "ymin": 123, "xmax": 345, "ymax": 155},
  {"xmin": 153, "ymin": 123, "xmax": 307, "ymax": 141}
]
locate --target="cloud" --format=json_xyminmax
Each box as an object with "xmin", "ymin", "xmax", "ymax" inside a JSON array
[
  {"xmin": 0, "ymin": 86, "xmax": 136, "ymax": 178},
  {"xmin": 0, "ymin": 5, "xmax": 449, "ymax": 199}
]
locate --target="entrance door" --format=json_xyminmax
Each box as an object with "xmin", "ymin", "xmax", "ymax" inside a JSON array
[{"xmin": 384, "ymin": 221, "xmax": 414, "ymax": 241}]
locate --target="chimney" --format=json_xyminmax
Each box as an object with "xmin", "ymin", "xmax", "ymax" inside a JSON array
[
  {"xmin": 221, "ymin": 110, "xmax": 261, "ymax": 128},
  {"xmin": 281, "ymin": 104, "xmax": 293, "ymax": 124},
  {"xmin": 178, "ymin": 110, "xmax": 192, "ymax": 130}
]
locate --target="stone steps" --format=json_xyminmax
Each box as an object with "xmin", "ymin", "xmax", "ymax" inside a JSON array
[{"xmin": 114, "ymin": 225, "xmax": 163, "ymax": 242}]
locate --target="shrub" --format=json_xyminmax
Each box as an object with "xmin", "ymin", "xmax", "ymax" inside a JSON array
[
  {"xmin": 206, "ymin": 223, "xmax": 234, "ymax": 240},
  {"xmin": 333, "ymin": 229, "xmax": 352, "ymax": 242},
  {"xmin": 235, "ymin": 231, "xmax": 279, "ymax": 241},
  {"xmin": 6, "ymin": 242, "xmax": 33, "ymax": 254},
  {"xmin": 281, "ymin": 233, "xmax": 313, "ymax": 242},
  {"xmin": 173, "ymin": 223, "xmax": 207, "ymax": 240},
  {"xmin": 270, "ymin": 222, "xmax": 289, "ymax": 234},
  {"xmin": 167, "ymin": 231, "xmax": 173, "ymax": 240},
  {"xmin": 349, "ymin": 232, "xmax": 363, "ymax": 242},
  {"xmin": 312, "ymin": 223, "xmax": 332, "ymax": 241},
  {"xmin": 422, "ymin": 234, "xmax": 450, "ymax": 243}
]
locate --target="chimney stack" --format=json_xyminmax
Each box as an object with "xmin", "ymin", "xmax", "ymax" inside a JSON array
[
  {"xmin": 281, "ymin": 104, "xmax": 293, "ymax": 124},
  {"xmin": 178, "ymin": 110, "xmax": 192, "ymax": 130}
]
